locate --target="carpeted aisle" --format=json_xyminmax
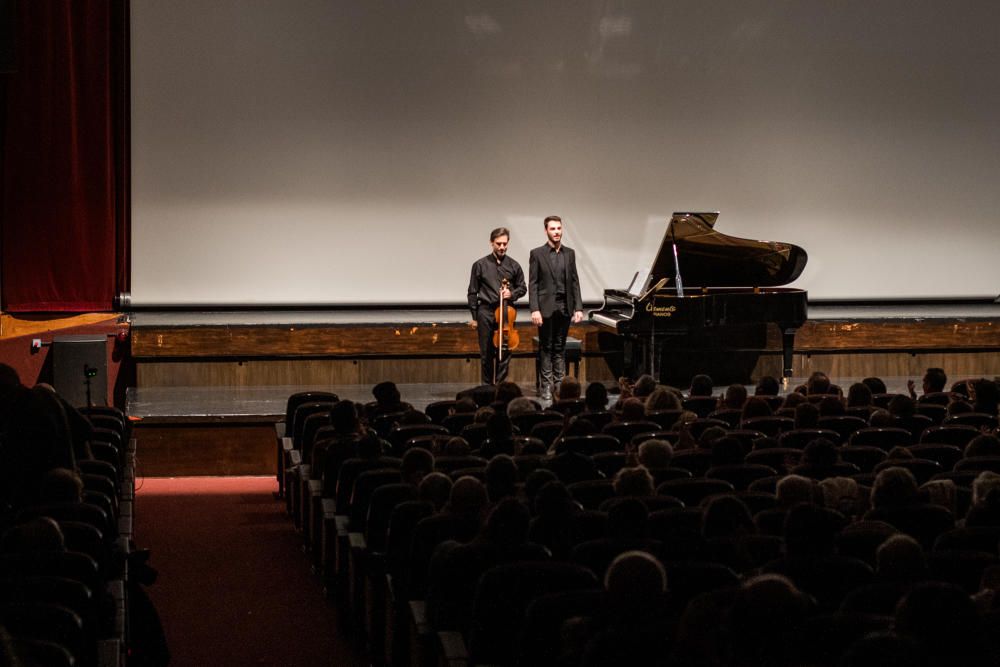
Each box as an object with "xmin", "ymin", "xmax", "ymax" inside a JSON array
[{"xmin": 135, "ymin": 476, "xmax": 366, "ymax": 667}]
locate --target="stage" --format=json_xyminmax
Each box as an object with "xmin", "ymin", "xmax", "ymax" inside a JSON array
[{"xmin": 123, "ymin": 300, "xmax": 1000, "ymax": 475}]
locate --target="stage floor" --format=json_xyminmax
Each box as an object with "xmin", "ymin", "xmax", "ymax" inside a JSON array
[
  {"xmin": 125, "ymin": 377, "xmax": 923, "ymax": 419},
  {"xmin": 128, "ymin": 301, "xmax": 1000, "ymax": 328}
]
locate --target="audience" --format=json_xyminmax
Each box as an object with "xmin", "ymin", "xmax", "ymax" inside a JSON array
[
  {"xmin": 12, "ymin": 362, "xmax": 999, "ymax": 667},
  {"xmin": 583, "ymin": 382, "xmax": 609, "ymax": 413}
]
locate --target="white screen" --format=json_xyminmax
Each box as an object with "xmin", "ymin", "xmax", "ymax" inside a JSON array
[{"xmin": 130, "ymin": 1, "xmax": 1000, "ymax": 306}]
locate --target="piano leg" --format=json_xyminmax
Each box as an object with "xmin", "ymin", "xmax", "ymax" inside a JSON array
[{"xmin": 781, "ymin": 327, "xmax": 797, "ymax": 379}]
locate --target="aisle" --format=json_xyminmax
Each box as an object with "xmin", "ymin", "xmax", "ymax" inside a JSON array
[{"xmin": 135, "ymin": 476, "xmax": 366, "ymax": 667}]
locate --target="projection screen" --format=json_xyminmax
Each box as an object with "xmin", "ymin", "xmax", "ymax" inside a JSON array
[{"xmin": 130, "ymin": 1, "xmax": 1000, "ymax": 306}]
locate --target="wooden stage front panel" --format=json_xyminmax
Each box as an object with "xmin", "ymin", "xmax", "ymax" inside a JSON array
[{"xmin": 132, "ymin": 316, "xmax": 1000, "ymax": 389}]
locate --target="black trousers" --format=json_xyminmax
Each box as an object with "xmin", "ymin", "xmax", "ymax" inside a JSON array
[
  {"xmin": 537, "ymin": 298, "xmax": 570, "ymax": 392},
  {"xmin": 476, "ymin": 307, "xmax": 511, "ymax": 385}
]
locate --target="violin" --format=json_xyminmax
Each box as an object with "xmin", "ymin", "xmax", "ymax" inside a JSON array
[{"xmin": 493, "ymin": 277, "xmax": 520, "ymax": 361}]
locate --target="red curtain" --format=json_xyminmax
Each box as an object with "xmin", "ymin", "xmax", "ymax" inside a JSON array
[{"xmin": 1, "ymin": 0, "xmax": 128, "ymax": 312}]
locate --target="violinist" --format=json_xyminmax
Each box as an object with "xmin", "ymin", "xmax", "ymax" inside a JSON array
[{"xmin": 468, "ymin": 227, "xmax": 527, "ymax": 385}]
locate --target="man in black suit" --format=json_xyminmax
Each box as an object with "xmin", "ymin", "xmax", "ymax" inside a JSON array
[
  {"xmin": 529, "ymin": 215, "xmax": 583, "ymax": 401},
  {"xmin": 468, "ymin": 227, "xmax": 527, "ymax": 385}
]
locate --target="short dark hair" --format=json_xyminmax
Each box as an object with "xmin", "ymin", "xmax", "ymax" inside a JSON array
[
  {"xmin": 490, "ymin": 227, "xmax": 510, "ymax": 242},
  {"xmin": 543, "ymin": 215, "xmax": 562, "ymax": 227},
  {"xmin": 924, "ymin": 368, "xmax": 947, "ymax": 392}
]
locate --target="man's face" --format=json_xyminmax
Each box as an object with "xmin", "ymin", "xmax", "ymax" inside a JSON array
[
  {"xmin": 492, "ymin": 235, "xmax": 509, "ymax": 258},
  {"xmin": 546, "ymin": 220, "xmax": 563, "ymax": 245}
]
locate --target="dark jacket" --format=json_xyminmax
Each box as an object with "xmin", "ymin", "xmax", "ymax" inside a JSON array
[{"xmin": 528, "ymin": 244, "xmax": 583, "ymax": 318}]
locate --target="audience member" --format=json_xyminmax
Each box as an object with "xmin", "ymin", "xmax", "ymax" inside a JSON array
[
  {"xmin": 754, "ymin": 375, "xmax": 780, "ymax": 396},
  {"xmin": 806, "ymin": 371, "xmax": 832, "ymax": 395},
  {"xmin": 966, "ymin": 433, "xmax": 1000, "ymax": 457},
  {"xmin": 505, "ymin": 396, "xmax": 537, "ymax": 418},
  {"xmin": 617, "ymin": 397, "xmax": 646, "ymax": 422},
  {"xmin": 418, "ymin": 472, "xmax": 453, "ymax": 511},
  {"xmin": 740, "ymin": 396, "xmax": 772, "ymax": 420},
  {"xmin": 817, "ymin": 395, "xmax": 846, "ymax": 416},
  {"xmin": 861, "ymin": 377, "xmax": 888, "ymax": 395},
  {"xmin": 846, "ymin": 382, "xmax": 873, "ymax": 408},
  {"xmin": 970, "ymin": 378, "xmax": 1000, "ymax": 415},
  {"xmin": 720, "ymin": 384, "xmax": 748, "ymax": 410},
  {"xmin": 780, "ymin": 391, "xmax": 807, "ymax": 411},
  {"xmin": 710, "ymin": 436, "xmax": 745, "ymax": 466},
  {"xmin": 887, "ymin": 394, "xmax": 916, "ymax": 418},
  {"xmin": 484, "ymin": 455, "xmax": 518, "ymax": 503},
  {"xmin": 493, "ymin": 381, "xmax": 522, "ymax": 407},
  {"xmin": 964, "ymin": 471, "xmax": 1000, "ymax": 527},
  {"xmin": 555, "ymin": 376, "xmax": 581, "ymax": 401},
  {"xmin": 583, "ymin": 382, "xmax": 609, "ymax": 413},
  {"xmin": 400, "ymin": 447, "xmax": 435, "ymax": 486},
  {"xmin": 724, "ymin": 574, "xmax": 813, "ymax": 667},
  {"xmin": 478, "ymin": 412, "xmax": 516, "ymax": 458},
  {"xmin": 688, "ymin": 374, "xmax": 714, "ymax": 397},
  {"xmin": 612, "ymin": 466, "xmax": 655, "ymax": 499},
  {"xmin": 632, "ymin": 374, "xmax": 658, "ymax": 400},
  {"xmin": 908, "ymin": 367, "xmax": 948, "ymax": 402},
  {"xmin": 645, "ymin": 387, "xmax": 681, "ymax": 413},
  {"xmin": 636, "ymin": 439, "xmax": 673, "ymax": 469},
  {"xmin": 702, "ymin": 495, "xmax": 754, "ymax": 538},
  {"xmin": 441, "ymin": 436, "xmax": 471, "ymax": 456},
  {"xmin": 894, "ymin": 582, "xmax": 994, "ymax": 665},
  {"xmin": 371, "ymin": 381, "xmax": 409, "ymax": 416},
  {"xmin": 473, "ymin": 405, "xmax": 495, "ymax": 423},
  {"xmin": 868, "ymin": 467, "xmax": 920, "ymax": 510},
  {"xmin": 793, "ymin": 402, "xmax": 820, "ymax": 429}
]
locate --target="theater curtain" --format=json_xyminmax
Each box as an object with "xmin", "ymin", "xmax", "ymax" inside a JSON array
[{"xmin": 1, "ymin": 0, "xmax": 128, "ymax": 312}]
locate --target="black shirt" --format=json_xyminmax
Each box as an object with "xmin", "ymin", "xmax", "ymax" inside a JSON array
[
  {"xmin": 468, "ymin": 253, "xmax": 527, "ymax": 319},
  {"xmin": 548, "ymin": 244, "xmax": 567, "ymax": 296}
]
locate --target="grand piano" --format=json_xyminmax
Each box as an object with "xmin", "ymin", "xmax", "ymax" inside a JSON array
[{"xmin": 589, "ymin": 212, "xmax": 808, "ymax": 385}]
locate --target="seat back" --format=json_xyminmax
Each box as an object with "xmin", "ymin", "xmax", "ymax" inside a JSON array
[
  {"xmin": 838, "ymin": 446, "xmax": 888, "ymax": 473},
  {"xmin": 779, "ymin": 428, "xmax": 841, "ymax": 449},
  {"xmin": 707, "ymin": 409, "xmax": 742, "ymax": 429},
  {"xmin": 387, "ymin": 424, "xmax": 448, "ymax": 455},
  {"xmin": 740, "ymin": 416, "xmax": 795, "ymax": 437},
  {"xmin": 647, "ymin": 409, "xmax": 685, "ymax": 430},
  {"xmin": 849, "ymin": 427, "xmax": 912, "ymax": 449},
  {"xmin": 512, "ymin": 411, "xmax": 564, "ymax": 435},
  {"xmin": 705, "ymin": 464, "xmax": 778, "ymax": 491},
  {"xmin": 669, "ymin": 449, "xmax": 715, "ymax": 477},
  {"xmin": 816, "ymin": 416, "xmax": 868, "ymax": 443},
  {"xmin": 685, "ymin": 418, "xmax": 731, "ymax": 440},
  {"xmin": 364, "ymin": 483, "xmax": 418, "ymax": 552},
  {"xmin": 576, "ymin": 410, "xmax": 614, "ymax": 430},
  {"xmin": 656, "ymin": 478, "xmax": 735, "ymax": 507},
  {"xmin": 602, "ymin": 420, "xmax": 662, "ymax": 445},
  {"xmin": 744, "ymin": 447, "xmax": 803, "ymax": 473},
  {"xmin": 529, "ymin": 420, "xmax": 565, "ymax": 447},
  {"xmin": 557, "ymin": 434, "xmax": 622, "ymax": 456},
  {"xmin": 441, "ymin": 412, "xmax": 475, "ymax": 435},
  {"xmin": 424, "ymin": 400, "xmax": 458, "ymax": 424},
  {"xmin": 549, "ymin": 399, "xmax": 586, "ymax": 416},
  {"xmin": 682, "ymin": 396, "xmax": 719, "ymax": 418},
  {"xmin": 954, "ymin": 456, "xmax": 1000, "ymax": 474},
  {"xmin": 568, "ymin": 479, "xmax": 616, "ymax": 510},
  {"xmin": 348, "ymin": 469, "xmax": 403, "ymax": 531},
  {"xmin": 468, "ymin": 562, "xmax": 599, "ymax": 666}
]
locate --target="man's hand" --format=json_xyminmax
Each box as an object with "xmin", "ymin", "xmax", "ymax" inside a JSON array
[
  {"xmin": 468, "ymin": 320, "xmax": 477, "ymax": 329},
  {"xmin": 531, "ymin": 310, "xmax": 543, "ymax": 326},
  {"xmin": 906, "ymin": 379, "xmax": 916, "ymax": 398},
  {"xmin": 572, "ymin": 310, "xmax": 584, "ymax": 324},
  {"xmin": 500, "ymin": 287, "xmax": 512, "ymax": 300}
]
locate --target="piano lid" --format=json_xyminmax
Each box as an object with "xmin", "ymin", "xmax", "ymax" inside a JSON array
[{"xmin": 646, "ymin": 212, "xmax": 807, "ymax": 289}]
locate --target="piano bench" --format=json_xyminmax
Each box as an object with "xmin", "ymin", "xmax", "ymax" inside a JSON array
[{"xmin": 533, "ymin": 336, "xmax": 582, "ymax": 389}]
